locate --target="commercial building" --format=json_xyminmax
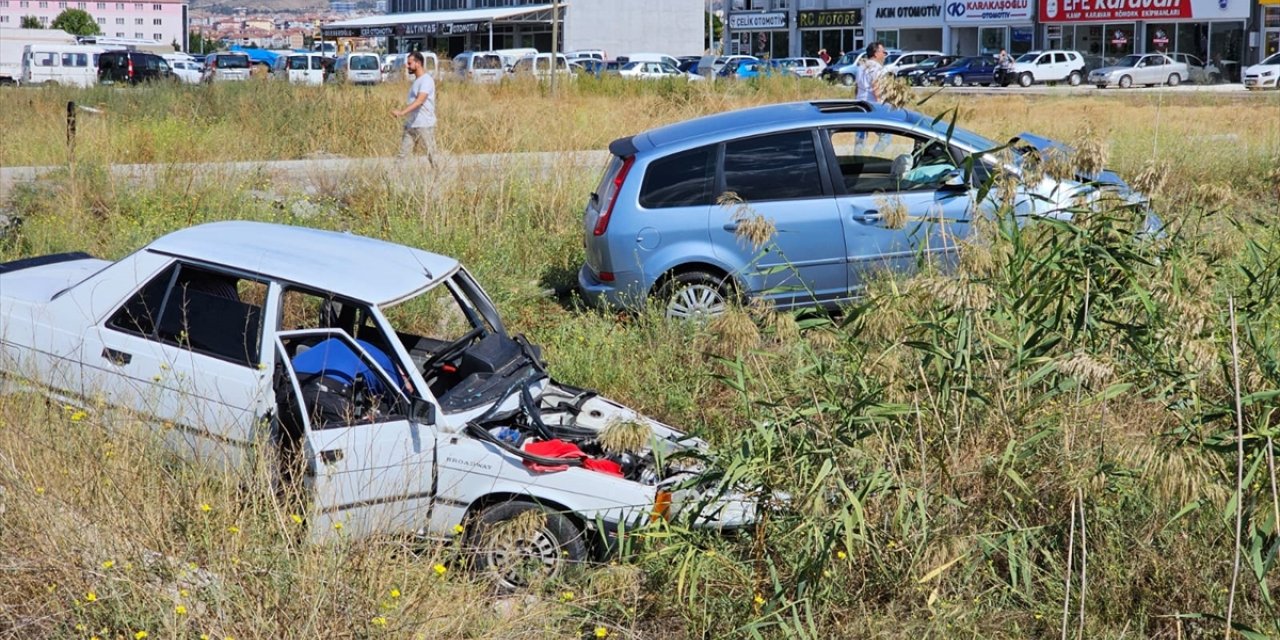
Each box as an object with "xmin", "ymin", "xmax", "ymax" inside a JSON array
[
  {"xmin": 945, "ymin": 0, "xmax": 1035, "ymax": 55},
  {"xmin": 0, "ymin": 0, "xmax": 187, "ymax": 50},
  {"xmin": 322, "ymin": 0, "xmax": 704, "ymax": 59},
  {"xmin": 725, "ymin": 0, "xmax": 868, "ymax": 59}
]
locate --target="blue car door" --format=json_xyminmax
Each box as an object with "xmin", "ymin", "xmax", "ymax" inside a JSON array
[
  {"xmin": 709, "ymin": 129, "xmax": 847, "ymax": 306},
  {"xmin": 822, "ymin": 126, "xmax": 974, "ymax": 293}
]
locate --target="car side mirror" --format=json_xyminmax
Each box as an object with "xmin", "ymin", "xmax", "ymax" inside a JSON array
[
  {"xmin": 410, "ymin": 398, "xmax": 436, "ymax": 425},
  {"xmin": 940, "ymin": 169, "xmax": 968, "ymax": 190}
]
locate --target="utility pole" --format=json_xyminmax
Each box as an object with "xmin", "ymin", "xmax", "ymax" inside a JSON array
[{"xmin": 549, "ymin": 0, "xmax": 559, "ymax": 97}]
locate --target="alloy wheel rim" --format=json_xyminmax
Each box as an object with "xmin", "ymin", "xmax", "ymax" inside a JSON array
[
  {"xmin": 666, "ymin": 283, "xmax": 727, "ymax": 319},
  {"xmin": 485, "ymin": 528, "xmax": 561, "ymax": 588}
]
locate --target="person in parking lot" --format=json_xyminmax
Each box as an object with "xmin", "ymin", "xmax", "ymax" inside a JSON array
[
  {"xmin": 856, "ymin": 42, "xmax": 891, "ymax": 153},
  {"xmin": 391, "ymin": 51, "xmax": 437, "ymax": 165},
  {"xmin": 818, "ymin": 48, "xmax": 831, "ymax": 65},
  {"xmin": 996, "ymin": 48, "xmax": 1014, "ymax": 84}
]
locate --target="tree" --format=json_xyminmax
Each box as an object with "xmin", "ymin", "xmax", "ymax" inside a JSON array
[
  {"xmin": 20, "ymin": 15, "xmax": 42, "ymax": 28},
  {"xmin": 51, "ymin": 9, "xmax": 101, "ymax": 36},
  {"xmin": 188, "ymin": 30, "xmax": 217, "ymax": 54}
]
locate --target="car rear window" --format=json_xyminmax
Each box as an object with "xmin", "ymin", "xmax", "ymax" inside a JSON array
[
  {"xmin": 351, "ymin": 55, "xmax": 379, "ymax": 70},
  {"xmin": 217, "ymin": 55, "xmax": 249, "ymax": 69},
  {"xmin": 639, "ymin": 146, "xmax": 715, "ymax": 209},
  {"xmin": 723, "ymin": 131, "xmax": 823, "ymax": 202}
]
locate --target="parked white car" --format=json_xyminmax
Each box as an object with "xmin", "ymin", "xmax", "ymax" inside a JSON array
[
  {"xmin": 509, "ymin": 52, "xmax": 574, "ymax": 81},
  {"xmin": 452, "ymin": 51, "xmax": 505, "ymax": 83},
  {"xmin": 620, "ymin": 52, "xmax": 682, "ymax": 69},
  {"xmin": 780, "ymin": 56, "xmax": 826, "ymax": 78},
  {"xmin": 1167, "ymin": 52, "xmax": 1210, "ymax": 84},
  {"xmin": 1008, "ymin": 49, "xmax": 1086, "ymax": 86},
  {"xmin": 1088, "ymin": 53, "xmax": 1188, "ymax": 88},
  {"xmin": 163, "ymin": 53, "xmax": 203, "ymax": 84},
  {"xmin": 201, "ymin": 52, "xmax": 251, "ymax": 82},
  {"xmin": 709, "ymin": 54, "xmax": 757, "ymax": 75},
  {"xmin": 882, "ymin": 50, "xmax": 944, "ymax": 76},
  {"xmin": 1243, "ymin": 52, "xmax": 1280, "ymax": 90},
  {"xmin": 20, "ymin": 43, "xmax": 104, "ymax": 87},
  {"xmin": 618, "ymin": 60, "xmax": 703, "ymax": 81},
  {"xmin": 0, "ymin": 222, "xmax": 756, "ymax": 587}
]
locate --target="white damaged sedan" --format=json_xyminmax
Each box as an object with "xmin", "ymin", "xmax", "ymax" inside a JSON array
[{"xmin": 0, "ymin": 221, "xmax": 756, "ymax": 586}]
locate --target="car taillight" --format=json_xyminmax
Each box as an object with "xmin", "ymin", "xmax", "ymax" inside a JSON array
[
  {"xmin": 127, "ymin": 57, "xmax": 134, "ymax": 79},
  {"xmin": 597, "ymin": 271, "xmax": 614, "ymax": 282},
  {"xmin": 592, "ymin": 155, "xmax": 634, "ymax": 237}
]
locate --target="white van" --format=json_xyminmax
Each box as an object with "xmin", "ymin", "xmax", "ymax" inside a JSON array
[
  {"xmin": 382, "ymin": 51, "xmax": 438, "ymax": 82},
  {"xmin": 202, "ymin": 52, "xmax": 251, "ymax": 82},
  {"xmin": 0, "ymin": 26, "xmax": 77, "ymax": 84},
  {"xmin": 509, "ymin": 53, "xmax": 573, "ymax": 81},
  {"xmin": 491, "ymin": 47, "xmax": 538, "ymax": 69},
  {"xmin": 452, "ymin": 51, "xmax": 505, "ymax": 83},
  {"xmin": 20, "ymin": 43, "xmax": 105, "ymax": 87},
  {"xmin": 335, "ymin": 52, "xmax": 382, "ymax": 85},
  {"xmin": 271, "ymin": 52, "xmax": 326, "ymax": 85}
]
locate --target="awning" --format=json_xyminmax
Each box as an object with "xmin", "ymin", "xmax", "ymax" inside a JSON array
[{"xmin": 320, "ymin": 4, "xmax": 560, "ymax": 38}]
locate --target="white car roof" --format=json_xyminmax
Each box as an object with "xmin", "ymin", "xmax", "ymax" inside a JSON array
[{"xmin": 146, "ymin": 221, "xmax": 459, "ymax": 305}]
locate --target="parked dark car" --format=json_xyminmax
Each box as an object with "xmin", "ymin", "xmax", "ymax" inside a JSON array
[
  {"xmin": 923, "ymin": 56, "xmax": 998, "ymax": 86},
  {"xmin": 900, "ymin": 55, "xmax": 960, "ymax": 85},
  {"xmin": 98, "ymin": 50, "xmax": 173, "ymax": 85}
]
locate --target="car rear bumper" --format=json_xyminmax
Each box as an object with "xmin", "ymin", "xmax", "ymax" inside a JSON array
[{"xmin": 577, "ymin": 264, "xmax": 646, "ymax": 310}]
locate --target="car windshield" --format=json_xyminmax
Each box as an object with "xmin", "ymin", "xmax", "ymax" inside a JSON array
[
  {"xmin": 217, "ymin": 55, "xmax": 249, "ymax": 69},
  {"xmin": 917, "ymin": 57, "xmax": 946, "ymax": 69},
  {"xmin": 474, "ymin": 55, "xmax": 502, "ymax": 69},
  {"xmin": 350, "ymin": 55, "xmax": 379, "ymax": 70},
  {"xmin": 1015, "ymin": 52, "xmax": 1038, "ymax": 63},
  {"xmin": 622, "ymin": 61, "xmax": 643, "ymax": 71},
  {"xmin": 287, "ymin": 56, "xmax": 308, "ymax": 70},
  {"xmin": 885, "ymin": 53, "xmax": 903, "ymax": 64},
  {"xmin": 1262, "ymin": 53, "xmax": 1280, "ymax": 66},
  {"xmin": 1114, "ymin": 55, "xmax": 1142, "ymax": 67}
]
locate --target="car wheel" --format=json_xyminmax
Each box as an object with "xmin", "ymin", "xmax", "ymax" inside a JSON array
[
  {"xmin": 839, "ymin": 73, "xmax": 855, "ymax": 87},
  {"xmin": 1018, "ymin": 72, "xmax": 1033, "ymax": 87},
  {"xmin": 951, "ymin": 74, "xmax": 964, "ymax": 87},
  {"xmin": 468, "ymin": 501, "xmax": 587, "ymax": 591},
  {"xmin": 659, "ymin": 270, "xmax": 735, "ymax": 320},
  {"xmin": 1167, "ymin": 73, "xmax": 1181, "ymax": 87},
  {"xmin": 1068, "ymin": 71, "xmax": 1082, "ymax": 86},
  {"xmin": 1119, "ymin": 75, "xmax": 1132, "ymax": 88}
]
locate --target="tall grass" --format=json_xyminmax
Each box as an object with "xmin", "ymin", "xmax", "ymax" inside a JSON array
[{"xmin": 1, "ymin": 82, "xmax": 1279, "ymax": 637}]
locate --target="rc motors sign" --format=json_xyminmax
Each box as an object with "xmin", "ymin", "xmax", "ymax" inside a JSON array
[
  {"xmin": 871, "ymin": 0, "xmax": 947, "ymax": 26},
  {"xmin": 1038, "ymin": 0, "xmax": 1247, "ymax": 21},
  {"xmin": 945, "ymin": 0, "xmax": 1032, "ymax": 22}
]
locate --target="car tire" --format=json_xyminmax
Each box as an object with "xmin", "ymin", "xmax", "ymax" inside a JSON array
[
  {"xmin": 1068, "ymin": 71, "xmax": 1082, "ymax": 86},
  {"xmin": 1119, "ymin": 74, "xmax": 1132, "ymax": 88},
  {"xmin": 951, "ymin": 74, "xmax": 964, "ymax": 87},
  {"xmin": 468, "ymin": 501, "xmax": 587, "ymax": 591},
  {"xmin": 839, "ymin": 73, "xmax": 855, "ymax": 87},
  {"xmin": 1018, "ymin": 72, "xmax": 1033, "ymax": 87},
  {"xmin": 658, "ymin": 270, "xmax": 736, "ymax": 320},
  {"xmin": 1167, "ymin": 73, "xmax": 1181, "ymax": 87}
]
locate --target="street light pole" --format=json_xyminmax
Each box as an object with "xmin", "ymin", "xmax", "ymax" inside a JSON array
[{"xmin": 550, "ymin": 0, "xmax": 559, "ymax": 97}]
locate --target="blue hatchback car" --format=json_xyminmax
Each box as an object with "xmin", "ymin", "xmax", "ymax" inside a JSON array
[
  {"xmin": 922, "ymin": 56, "xmax": 999, "ymax": 87},
  {"xmin": 578, "ymin": 100, "xmax": 1147, "ymax": 319}
]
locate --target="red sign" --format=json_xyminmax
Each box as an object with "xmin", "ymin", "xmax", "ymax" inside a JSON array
[{"xmin": 1039, "ymin": 0, "xmax": 1193, "ymax": 22}]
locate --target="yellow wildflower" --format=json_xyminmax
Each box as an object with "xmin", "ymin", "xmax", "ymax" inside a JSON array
[
  {"xmin": 594, "ymin": 627, "xmax": 609, "ymax": 638},
  {"xmin": 836, "ymin": 550, "xmax": 847, "ymax": 560},
  {"xmin": 453, "ymin": 524, "xmax": 465, "ymax": 534},
  {"xmin": 753, "ymin": 594, "xmax": 765, "ymax": 606},
  {"xmin": 200, "ymin": 504, "xmax": 211, "ymax": 513},
  {"xmin": 390, "ymin": 588, "xmax": 401, "ymax": 599},
  {"xmin": 333, "ymin": 521, "xmax": 343, "ymax": 531},
  {"xmin": 102, "ymin": 560, "xmax": 115, "ymax": 570},
  {"xmin": 290, "ymin": 514, "xmax": 303, "ymax": 524},
  {"xmin": 371, "ymin": 616, "xmax": 387, "ymax": 627},
  {"xmin": 135, "ymin": 631, "xmax": 148, "ymax": 640},
  {"xmin": 86, "ymin": 592, "xmax": 97, "ymax": 603},
  {"xmin": 175, "ymin": 605, "xmax": 187, "ymax": 615},
  {"xmin": 228, "ymin": 526, "xmax": 240, "ymax": 534},
  {"xmin": 559, "ymin": 591, "xmax": 575, "ymax": 602},
  {"xmin": 179, "ymin": 589, "xmax": 189, "ymax": 597},
  {"xmin": 71, "ymin": 410, "xmax": 87, "ymax": 422},
  {"xmin": 35, "ymin": 487, "xmax": 44, "ymax": 495},
  {"xmin": 433, "ymin": 563, "xmax": 447, "ymax": 576}
]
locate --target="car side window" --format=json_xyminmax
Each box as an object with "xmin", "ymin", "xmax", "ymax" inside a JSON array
[
  {"xmin": 106, "ymin": 262, "xmax": 266, "ymax": 367},
  {"xmin": 722, "ymin": 131, "xmax": 823, "ymax": 202},
  {"xmin": 827, "ymin": 129, "xmax": 958, "ymax": 196},
  {"xmin": 639, "ymin": 145, "xmax": 715, "ymax": 209}
]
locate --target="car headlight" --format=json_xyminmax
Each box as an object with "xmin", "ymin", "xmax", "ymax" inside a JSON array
[{"xmin": 1264, "ymin": 70, "xmax": 1276, "ymax": 77}]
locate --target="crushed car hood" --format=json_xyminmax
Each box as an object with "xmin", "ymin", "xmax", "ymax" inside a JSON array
[{"xmin": 1010, "ymin": 132, "xmax": 1130, "ymax": 188}]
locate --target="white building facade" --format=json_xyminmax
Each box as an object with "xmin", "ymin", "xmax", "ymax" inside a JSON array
[{"xmin": 0, "ymin": 0, "xmax": 187, "ymax": 50}]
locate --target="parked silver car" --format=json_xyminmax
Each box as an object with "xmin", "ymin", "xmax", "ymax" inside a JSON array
[{"xmin": 1089, "ymin": 53, "xmax": 1188, "ymax": 88}]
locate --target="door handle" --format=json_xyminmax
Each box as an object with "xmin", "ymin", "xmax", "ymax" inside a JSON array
[
  {"xmin": 722, "ymin": 222, "xmax": 739, "ymax": 232},
  {"xmin": 101, "ymin": 347, "xmax": 131, "ymax": 365},
  {"xmin": 320, "ymin": 449, "xmax": 344, "ymax": 464},
  {"xmin": 852, "ymin": 210, "xmax": 883, "ymax": 224}
]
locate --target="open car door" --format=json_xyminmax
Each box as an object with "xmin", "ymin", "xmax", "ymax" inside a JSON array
[{"xmin": 274, "ymin": 328, "xmax": 435, "ymax": 541}]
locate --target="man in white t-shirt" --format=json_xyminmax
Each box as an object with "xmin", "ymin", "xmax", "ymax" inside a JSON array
[
  {"xmin": 855, "ymin": 42, "xmax": 891, "ymax": 153},
  {"xmin": 391, "ymin": 51, "xmax": 437, "ymax": 164}
]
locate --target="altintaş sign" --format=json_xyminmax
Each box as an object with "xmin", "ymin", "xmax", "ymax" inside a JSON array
[{"xmin": 728, "ymin": 12, "xmax": 789, "ymax": 30}]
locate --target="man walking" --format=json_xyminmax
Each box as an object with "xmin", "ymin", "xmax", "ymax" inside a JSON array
[
  {"xmin": 855, "ymin": 42, "xmax": 891, "ymax": 152},
  {"xmin": 392, "ymin": 51, "xmax": 436, "ymax": 164}
]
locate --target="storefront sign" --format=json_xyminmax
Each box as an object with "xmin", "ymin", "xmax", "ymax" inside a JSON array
[
  {"xmin": 728, "ymin": 12, "xmax": 789, "ymax": 30},
  {"xmin": 400, "ymin": 22, "xmax": 440, "ymax": 36},
  {"xmin": 871, "ymin": 0, "xmax": 946, "ymax": 26},
  {"xmin": 1039, "ymin": 0, "xmax": 1247, "ymax": 22},
  {"xmin": 321, "ymin": 27, "xmax": 358, "ymax": 37},
  {"xmin": 798, "ymin": 9, "xmax": 863, "ymax": 28},
  {"xmin": 944, "ymin": 0, "xmax": 1032, "ymax": 22}
]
